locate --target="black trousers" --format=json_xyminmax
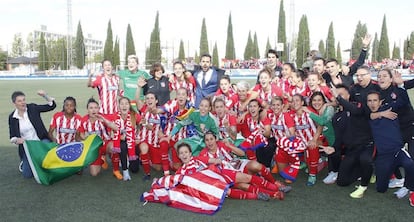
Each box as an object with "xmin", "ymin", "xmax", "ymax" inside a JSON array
[
  {"xmin": 256, "ymin": 137, "xmax": 277, "ymax": 168},
  {"xmin": 337, "ymin": 143, "xmax": 374, "ymax": 187}
]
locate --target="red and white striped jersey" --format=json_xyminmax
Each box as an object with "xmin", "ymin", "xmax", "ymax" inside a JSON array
[
  {"xmin": 253, "ymin": 83, "xmax": 283, "ymax": 105},
  {"xmin": 176, "ymin": 157, "xmax": 208, "ymax": 175},
  {"xmin": 308, "ymin": 85, "xmax": 334, "ymax": 102},
  {"xmin": 291, "ymin": 111, "xmax": 317, "ymax": 144},
  {"xmin": 215, "ymin": 113, "xmax": 237, "ymax": 139},
  {"xmin": 50, "ymin": 112, "xmax": 82, "ymax": 144},
  {"xmin": 138, "ymin": 107, "xmax": 162, "ymax": 147},
  {"xmin": 199, "ymin": 142, "xmax": 234, "ymax": 163},
  {"xmin": 78, "ymin": 115, "xmax": 111, "ymax": 141},
  {"xmin": 277, "ymin": 77, "xmax": 292, "ymax": 95},
  {"xmin": 91, "ymin": 74, "xmax": 120, "ymax": 114},
  {"xmin": 169, "ymin": 75, "xmax": 196, "ymax": 104},
  {"xmin": 162, "ymin": 100, "xmax": 188, "ymax": 141},
  {"xmin": 238, "ymin": 113, "xmax": 270, "ymax": 145},
  {"xmin": 290, "ymin": 82, "xmax": 311, "ymax": 98},
  {"xmin": 267, "ymin": 110, "xmax": 295, "ymax": 140}
]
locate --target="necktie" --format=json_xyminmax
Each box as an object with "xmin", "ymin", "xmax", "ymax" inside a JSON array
[{"xmin": 202, "ymin": 71, "xmax": 207, "ymax": 88}]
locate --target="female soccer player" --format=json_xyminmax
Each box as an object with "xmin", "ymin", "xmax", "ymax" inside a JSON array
[
  {"xmin": 76, "ymin": 98, "xmax": 119, "ymax": 177},
  {"xmin": 303, "ymin": 92, "xmax": 336, "ymax": 184},
  {"xmin": 290, "ymin": 94, "xmax": 320, "ymax": 186},
  {"xmin": 267, "ymin": 96, "xmax": 296, "ymax": 174},
  {"xmin": 238, "ymin": 99, "xmax": 272, "ymax": 164},
  {"xmin": 48, "ymin": 96, "xmax": 82, "ymax": 144},
  {"xmin": 111, "ymin": 97, "xmax": 141, "ymax": 181},
  {"xmin": 169, "ymin": 61, "xmax": 196, "ymax": 104},
  {"xmin": 252, "ymin": 67, "xmax": 283, "ymax": 108},
  {"xmin": 176, "ymin": 142, "xmax": 274, "ymax": 201},
  {"xmin": 170, "ymin": 97, "xmax": 219, "ymax": 156},
  {"xmin": 137, "ymin": 93, "xmax": 170, "ymax": 180}
]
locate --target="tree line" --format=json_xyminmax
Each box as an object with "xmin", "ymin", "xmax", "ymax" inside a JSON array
[{"xmin": 3, "ymin": 0, "xmax": 414, "ymax": 71}]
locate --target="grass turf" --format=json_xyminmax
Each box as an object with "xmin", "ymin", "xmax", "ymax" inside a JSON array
[{"xmin": 0, "ymin": 79, "xmax": 413, "ymax": 221}]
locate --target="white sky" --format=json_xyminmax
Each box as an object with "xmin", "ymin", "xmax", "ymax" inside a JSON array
[{"xmin": 1, "ymin": 0, "xmax": 414, "ymax": 62}]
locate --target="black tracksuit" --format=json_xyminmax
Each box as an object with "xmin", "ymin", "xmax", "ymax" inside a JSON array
[
  {"xmin": 380, "ymin": 85, "xmax": 414, "ymax": 157},
  {"xmin": 335, "ymin": 92, "xmax": 375, "ymax": 187}
]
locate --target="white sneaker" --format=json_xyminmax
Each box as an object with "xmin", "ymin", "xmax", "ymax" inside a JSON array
[
  {"xmin": 18, "ymin": 161, "xmax": 23, "ymax": 173},
  {"xmin": 350, "ymin": 185, "xmax": 367, "ymax": 198},
  {"xmin": 394, "ymin": 187, "xmax": 409, "ymax": 199},
  {"xmin": 323, "ymin": 171, "xmax": 338, "ymax": 184},
  {"xmin": 123, "ymin": 170, "xmax": 131, "ymax": 181},
  {"xmin": 388, "ymin": 178, "xmax": 405, "ymax": 188}
]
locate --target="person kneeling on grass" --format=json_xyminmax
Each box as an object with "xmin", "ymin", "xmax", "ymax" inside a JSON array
[
  {"xmin": 366, "ymin": 91, "xmax": 414, "ymax": 207},
  {"xmin": 9, "ymin": 90, "xmax": 56, "ymax": 178}
]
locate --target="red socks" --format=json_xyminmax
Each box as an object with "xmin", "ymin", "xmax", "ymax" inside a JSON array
[
  {"xmin": 250, "ymin": 175, "xmax": 278, "ymax": 191},
  {"xmin": 111, "ymin": 153, "xmax": 120, "ymax": 171},
  {"xmin": 228, "ymin": 189, "xmax": 257, "ymax": 200},
  {"xmin": 141, "ymin": 153, "xmax": 151, "ymax": 175},
  {"xmin": 260, "ymin": 166, "xmax": 275, "ymax": 183}
]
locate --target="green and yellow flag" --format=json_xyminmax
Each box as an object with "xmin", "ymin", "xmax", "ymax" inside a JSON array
[{"xmin": 23, "ymin": 135, "xmax": 103, "ymax": 185}]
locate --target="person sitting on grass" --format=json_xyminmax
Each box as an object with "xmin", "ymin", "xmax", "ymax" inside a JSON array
[{"xmin": 176, "ymin": 142, "xmax": 272, "ymax": 201}]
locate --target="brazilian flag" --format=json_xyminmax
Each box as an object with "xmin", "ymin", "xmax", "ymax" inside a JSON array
[{"xmin": 23, "ymin": 135, "xmax": 103, "ymax": 185}]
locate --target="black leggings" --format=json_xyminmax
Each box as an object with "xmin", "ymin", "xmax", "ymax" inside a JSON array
[
  {"xmin": 120, "ymin": 140, "xmax": 128, "ymax": 171},
  {"xmin": 256, "ymin": 137, "xmax": 277, "ymax": 168},
  {"xmin": 337, "ymin": 143, "xmax": 374, "ymax": 187},
  {"xmin": 120, "ymin": 141, "xmax": 140, "ymax": 173}
]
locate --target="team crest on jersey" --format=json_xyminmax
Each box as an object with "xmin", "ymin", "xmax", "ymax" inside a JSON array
[
  {"xmin": 391, "ymin": 92, "xmax": 397, "ymax": 100},
  {"xmin": 161, "ymin": 82, "xmax": 166, "ymax": 87},
  {"xmin": 271, "ymin": 124, "xmax": 284, "ymax": 130},
  {"xmin": 295, "ymin": 124, "xmax": 310, "ymax": 130},
  {"xmin": 107, "ymin": 85, "xmax": 118, "ymax": 91}
]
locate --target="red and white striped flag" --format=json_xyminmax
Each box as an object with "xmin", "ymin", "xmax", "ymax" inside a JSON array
[{"xmin": 141, "ymin": 169, "xmax": 230, "ymax": 215}]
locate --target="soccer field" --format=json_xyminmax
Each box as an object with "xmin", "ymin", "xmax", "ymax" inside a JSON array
[{"xmin": 0, "ymin": 79, "xmax": 413, "ymax": 221}]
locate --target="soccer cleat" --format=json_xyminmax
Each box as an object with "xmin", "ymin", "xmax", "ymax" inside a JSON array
[
  {"xmin": 18, "ymin": 161, "xmax": 23, "ymax": 173},
  {"xmin": 101, "ymin": 156, "xmax": 108, "ymax": 170},
  {"xmin": 394, "ymin": 187, "xmax": 409, "ymax": 199},
  {"xmin": 274, "ymin": 180, "xmax": 292, "ymax": 193},
  {"xmin": 279, "ymin": 185, "xmax": 292, "ymax": 193},
  {"xmin": 271, "ymin": 165, "xmax": 279, "ymax": 174},
  {"xmin": 350, "ymin": 185, "xmax": 367, "ymax": 198},
  {"xmin": 299, "ymin": 162, "xmax": 307, "ymax": 170},
  {"xmin": 113, "ymin": 170, "xmax": 123, "ymax": 180},
  {"xmin": 143, "ymin": 174, "xmax": 151, "ymax": 181},
  {"xmin": 388, "ymin": 178, "xmax": 405, "ymax": 188},
  {"xmin": 123, "ymin": 170, "xmax": 131, "ymax": 181},
  {"xmin": 323, "ymin": 171, "xmax": 338, "ymax": 184},
  {"xmin": 370, "ymin": 175, "xmax": 376, "ymax": 184},
  {"xmin": 306, "ymin": 175, "xmax": 316, "ymax": 186},
  {"xmin": 257, "ymin": 192, "xmax": 270, "ymax": 201},
  {"xmin": 272, "ymin": 191, "xmax": 285, "ymax": 200},
  {"xmin": 410, "ymin": 192, "xmax": 414, "ymax": 207},
  {"xmin": 285, "ymin": 179, "xmax": 293, "ymax": 184}
]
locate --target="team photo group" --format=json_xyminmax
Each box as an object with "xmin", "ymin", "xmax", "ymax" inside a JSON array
[{"xmin": 8, "ymin": 34, "xmax": 414, "ymax": 213}]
